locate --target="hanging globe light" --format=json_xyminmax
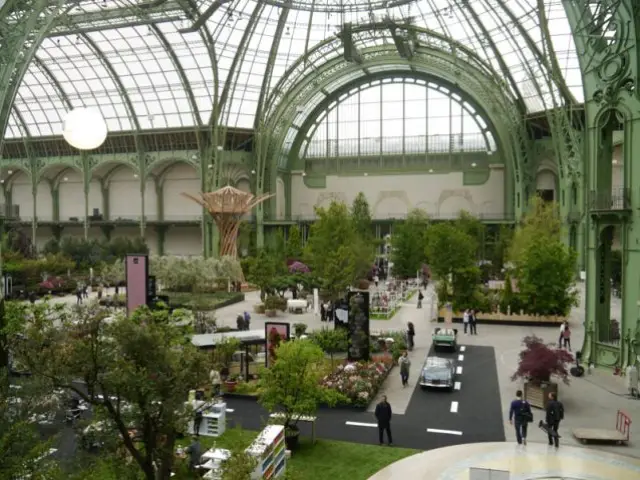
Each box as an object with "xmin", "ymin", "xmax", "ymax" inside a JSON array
[{"xmin": 62, "ymin": 107, "xmax": 108, "ymax": 150}]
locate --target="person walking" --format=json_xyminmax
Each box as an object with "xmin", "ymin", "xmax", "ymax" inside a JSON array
[
  {"xmin": 558, "ymin": 321, "xmax": 567, "ymax": 347},
  {"xmin": 561, "ymin": 325, "xmax": 572, "ymax": 351},
  {"xmin": 406, "ymin": 322, "xmax": 415, "ymax": 351},
  {"xmin": 374, "ymin": 395, "xmax": 393, "ymax": 446},
  {"xmin": 469, "ymin": 309, "xmax": 478, "ymax": 335},
  {"xmin": 544, "ymin": 392, "xmax": 564, "ymax": 448},
  {"xmin": 417, "ymin": 290, "xmax": 424, "ymax": 309},
  {"xmin": 463, "ymin": 309, "xmax": 470, "ymax": 335},
  {"xmin": 508, "ymin": 389, "xmax": 533, "ymax": 445},
  {"xmin": 399, "ymin": 351, "xmax": 411, "ymax": 386}
]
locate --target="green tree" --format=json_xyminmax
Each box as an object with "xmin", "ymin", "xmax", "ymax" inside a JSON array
[
  {"xmin": 286, "ymin": 224, "xmax": 303, "ymax": 260},
  {"xmin": 258, "ymin": 340, "xmax": 340, "ymax": 435},
  {"xmin": 304, "ymin": 201, "xmax": 373, "ymax": 299},
  {"xmin": 425, "ymin": 222, "xmax": 479, "ymax": 309},
  {"xmin": 0, "ymin": 374, "xmax": 60, "ymax": 480},
  {"xmin": 9, "ymin": 302, "xmax": 209, "ymax": 480},
  {"xmin": 391, "ymin": 209, "xmax": 429, "ymax": 279},
  {"xmin": 310, "ymin": 327, "xmax": 349, "ymax": 368},
  {"xmin": 510, "ymin": 198, "xmax": 577, "ymax": 315},
  {"xmin": 351, "ymin": 192, "xmax": 373, "ymax": 240},
  {"xmin": 455, "ymin": 211, "xmax": 485, "ymax": 259},
  {"xmin": 248, "ymin": 249, "xmax": 277, "ymax": 300}
]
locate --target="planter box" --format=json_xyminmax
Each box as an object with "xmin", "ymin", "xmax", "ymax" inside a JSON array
[
  {"xmin": 523, "ymin": 381, "xmax": 558, "ymax": 409},
  {"xmin": 438, "ymin": 308, "xmax": 566, "ymax": 326}
]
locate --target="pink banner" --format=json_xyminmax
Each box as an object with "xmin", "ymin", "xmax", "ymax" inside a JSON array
[{"xmin": 125, "ymin": 254, "xmax": 148, "ymax": 316}]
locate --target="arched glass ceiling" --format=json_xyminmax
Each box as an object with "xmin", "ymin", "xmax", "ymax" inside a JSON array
[{"xmin": 6, "ymin": 0, "xmax": 582, "ymax": 140}]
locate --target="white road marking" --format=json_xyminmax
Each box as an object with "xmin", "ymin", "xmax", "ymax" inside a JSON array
[
  {"xmin": 427, "ymin": 428, "xmax": 463, "ymax": 436},
  {"xmin": 345, "ymin": 421, "xmax": 378, "ymax": 428},
  {"xmin": 226, "ymin": 409, "xmax": 234, "ymax": 413},
  {"xmin": 460, "ymin": 346, "xmax": 466, "ymax": 352},
  {"xmin": 450, "ymin": 401, "xmax": 459, "ymax": 413},
  {"xmin": 458, "ymin": 354, "xmax": 464, "ymax": 362},
  {"xmin": 456, "ymin": 366, "xmax": 463, "ymax": 374},
  {"xmin": 454, "ymin": 381, "xmax": 461, "ymax": 390}
]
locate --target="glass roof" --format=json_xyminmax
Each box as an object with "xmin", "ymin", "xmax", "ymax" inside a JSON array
[{"xmin": 5, "ymin": 0, "xmax": 582, "ymax": 140}]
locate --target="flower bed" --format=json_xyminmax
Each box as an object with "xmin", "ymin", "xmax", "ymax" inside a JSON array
[{"xmin": 321, "ymin": 355, "xmax": 393, "ymax": 408}]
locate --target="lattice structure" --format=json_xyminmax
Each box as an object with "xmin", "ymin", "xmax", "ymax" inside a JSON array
[{"xmin": 182, "ymin": 186, "xmax": 273, "ymax": 258}]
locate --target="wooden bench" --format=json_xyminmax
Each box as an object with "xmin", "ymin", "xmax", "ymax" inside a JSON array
[
  {"xmin": 269, "ymin": 412, "xmax": 317, "ymax": 444},
  {"xmin": 573, "ymin": 410, "xmax": 631, "ymax": 445}
]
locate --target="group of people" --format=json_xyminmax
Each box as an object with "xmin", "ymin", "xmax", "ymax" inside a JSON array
[
  {"xmin": 559, "ymin": 321, "xmax": 572, "ymax": 351},
  {"xmin": 509, "ymin": 390, "xmax": 565, "ymax": 448},
  {"xmin": 462, "ymin": 309, "xmax": 478, "ymax": 335}
]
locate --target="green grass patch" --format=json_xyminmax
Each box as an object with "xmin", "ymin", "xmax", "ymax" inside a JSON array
[
  {"xmin": 164, "ymin": 291, "xmax": 244, "ymax": 310},
  {"xmin": 182, "ymin": 428, "xmax": 418, "ymax": 480}
]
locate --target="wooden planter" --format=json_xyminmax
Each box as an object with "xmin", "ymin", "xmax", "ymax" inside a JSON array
[{"xmin": 524, "ymin": 381, "xmax": 558, "ymax": 409}]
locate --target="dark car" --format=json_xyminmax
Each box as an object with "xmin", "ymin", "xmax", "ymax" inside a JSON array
[{"xmin": 419, "ymin": 356, "xmax": 456, "ymax": 390}]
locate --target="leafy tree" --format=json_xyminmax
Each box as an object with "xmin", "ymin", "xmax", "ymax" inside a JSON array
[
  {"xmin": 248, "ymin": 249, "xmax": 277, "ymax": 300},
  {"xmin": 0, "ymin": 374, "xmax": 60, "ymax": 480},
  {"xmin": 258, "ymin": 340, "xmax": 340, "ymax": 434},
  {"xmin": 3, "ymin": 227, "xmax": 36, "ymax": 259},
  {"xmin": 351, "ymin": 192, "xmax": 373, "ymax": 240},
  {"xmin": 150, "ymin": 256, "xmax": 244, "ymax": 293},
  {"xmin": 390, "ymin": 209, "xmax": 429, "ymax": 279},
  {"xmin": 8, "ymin": 302, "xmax": 209, "ymax": 480},
  {"xmin": 455, "ymin": 211, "xmax": 485, "ymax": 258},
  {"xmin": 304, "ymin": 201, "xmax": 374, "ymax": 299},
  {"xmin": 425, "ymin": 222, "xmax": 479, "ymax": 310},
  {"xmin": 310, "ymin": 327, "xmax": 348, "ymax": 368},
  {"xmin": 510, "ymin": 198, "xmax": 577, "ymax": 316},
  {"xmin": 511, "ymin": 335, "xmax": 574, "ymax": 384},
  {"xmin": 286, "ymin": 224, "xmax": 303, "ymax": 260}
]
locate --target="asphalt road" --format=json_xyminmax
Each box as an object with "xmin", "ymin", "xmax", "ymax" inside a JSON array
[{"xmin": 223, "ymin": 341, "xmax": 505, "ymax": 450}]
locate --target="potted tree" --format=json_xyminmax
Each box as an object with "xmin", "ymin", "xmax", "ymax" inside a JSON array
[
  {"xmin": 511, "ymin": 335, "xmax": 574, "ymax": 409},
  {"xmin": 258, "ymin": 339, "xmax": 340, "ymax": 450},
  {"xmin": 263, "ymin": 295, "xmax": 280, "ymax": 317}
]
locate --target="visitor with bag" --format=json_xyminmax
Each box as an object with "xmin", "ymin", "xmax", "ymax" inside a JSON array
[{"xmin": 508, "ymin": 389, "xmax": 533, "ymax": 445}]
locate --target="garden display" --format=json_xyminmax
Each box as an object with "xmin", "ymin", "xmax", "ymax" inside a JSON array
[{"xmin": 321, "ymin": 355, "xmax": 393, "ymax": 407}]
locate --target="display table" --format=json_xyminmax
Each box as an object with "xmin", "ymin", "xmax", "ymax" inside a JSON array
[
  {"xmin": 287, "ymin": 299, "xmax": 307, "ymax": 313},
  {"xmin": 187, "ymin": 401, "xmax": 226, "ymax": 437}
]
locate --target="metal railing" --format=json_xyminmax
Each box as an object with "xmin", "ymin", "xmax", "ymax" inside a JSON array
[
  {"xmin": 264, "ymin": 212, "xmax": 514, "ymax": 222},
  {"xmin": 589, "ymin": 187, "xmax": 631, "ymax": 211},
  {"xmin": 0, "ymin": 204, "xmax": 20, "ymax": 219}
]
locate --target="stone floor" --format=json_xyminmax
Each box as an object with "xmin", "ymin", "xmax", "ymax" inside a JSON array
[{"xmin": 367, "ymin": 442, "xmax": 640, "ymax": 480}]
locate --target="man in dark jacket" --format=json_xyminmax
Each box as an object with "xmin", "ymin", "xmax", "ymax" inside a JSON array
[
  {"xmin": 374, "ymin": 395, "xmax": 393, "ymax": 445},
  {"xmin": 545, "ymin": 392, "xmax": 564, "ymax": 448},
  {"xmin": 508, "ymin": 389, "xmax": 532, "ymax": 445}
]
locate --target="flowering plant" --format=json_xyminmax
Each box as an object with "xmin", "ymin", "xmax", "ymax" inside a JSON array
[
  {"xmin": 321, "ymin": 355, "xmax": 393, "ymax": 407},
  {"xmin": 288, "ymin": 261, "xmax": 310, "ymax": 274}
]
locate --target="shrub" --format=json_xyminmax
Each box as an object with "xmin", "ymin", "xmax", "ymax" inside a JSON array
[
  {"xmin": 263, "ymin": 295, "xmax": 281, "ymax": 312},
  {"xmin": 293, "ymin": 323, "xmax": 307, "ymax": 337},
  {"xmin": 511, "ymin": 335, "xmax": 574, "ymax": 385}
]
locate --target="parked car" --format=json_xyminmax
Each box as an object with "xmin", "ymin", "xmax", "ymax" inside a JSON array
[
  {"xmin": 419, "ymin": 356, "xmax": 456, "ymax": 391},
  {"xmin": 432, "ymin": 327, "xmax": 458, "ymax": 351}
]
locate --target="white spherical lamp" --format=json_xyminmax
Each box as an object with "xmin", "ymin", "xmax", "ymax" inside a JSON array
[{"xmin": 62, "ymin": 107, "xmax": 108, "ymax": 150}]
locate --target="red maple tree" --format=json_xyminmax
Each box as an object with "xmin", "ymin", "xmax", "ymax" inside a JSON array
[{"xmin": 511, "ymin": 335, "xmax": 574, "ymax": 385}]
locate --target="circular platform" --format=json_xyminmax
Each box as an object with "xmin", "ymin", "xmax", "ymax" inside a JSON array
[{"xmin": 367, "ymin": 442, "xmax": 640, "ymax": 480}]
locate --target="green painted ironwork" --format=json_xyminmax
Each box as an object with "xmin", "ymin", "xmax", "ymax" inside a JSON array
[{"xmin": 564, "ymin": 0, "xmax": 640, "ymax": 370}]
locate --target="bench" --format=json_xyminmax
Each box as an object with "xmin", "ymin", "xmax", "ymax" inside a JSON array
[{"xmin": 269, "ymin": 412, "xmax": 317, "ymax": 444}]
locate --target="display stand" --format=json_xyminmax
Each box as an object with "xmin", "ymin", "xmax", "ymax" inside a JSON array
[
  {"xmin": 187, "ymin": 401, "xmax": 227, "ymax": 437},
  {"xmin": 246, "ymin": 425, "xmax": 287, "ymax": 479},
  {"xmin": 201, "ymin": 448, "xmax": 231, "ymax": 479}
]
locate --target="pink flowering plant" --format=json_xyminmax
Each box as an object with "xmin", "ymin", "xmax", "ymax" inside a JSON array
[{"xmin": 321, "ymin": 355, "xmax": 393, "ymax": 407}]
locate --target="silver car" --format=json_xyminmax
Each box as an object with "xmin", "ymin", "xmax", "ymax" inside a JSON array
[{"xmin": 419, "ymin": 356, "xmax": 456, "ymax": 390}]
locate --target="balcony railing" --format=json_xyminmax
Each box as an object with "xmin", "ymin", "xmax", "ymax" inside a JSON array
[
  {"xmin": 0, "ymin": 204, "xmax": 20, "ymax": 219},
  {"xmin": 263, "ymin": 212, "xmax": 514, "ymax": 222},
  {"xmin": 589, "ymin": 187, "xmax": 631, "ymax": 212}
]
